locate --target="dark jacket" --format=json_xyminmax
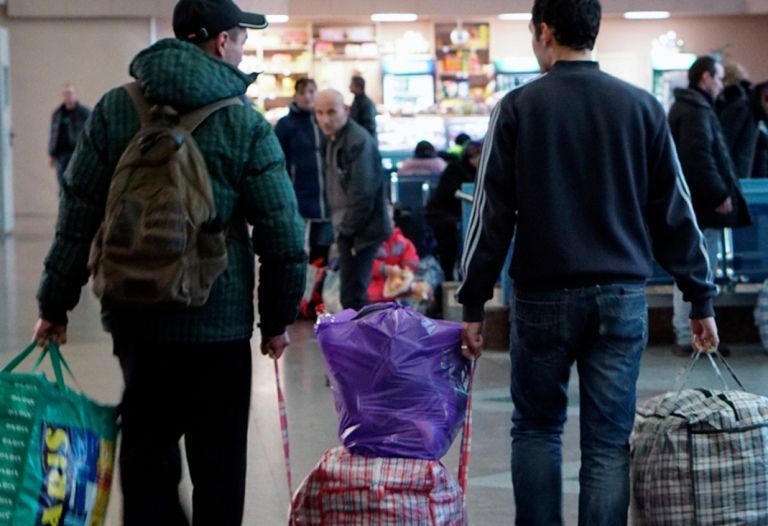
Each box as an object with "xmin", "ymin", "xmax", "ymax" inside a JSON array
[
  {"xmin": 48, "ymin": 102, "xmax": 91, "ymax": 157},
  {"xmin": 349, "ymin": 93, "xmax": 377, "ymax": 139},
  {"xmin": 325, "ymin": 120, "xmax": 391, "ymax": 251},
  {"xmin": 37, "ymin": 39, "xmax": 306, "ymax": 342},
  {"xmin": 754, "ymin": 126, "xmax": 768, "ymax": 179},
  {"xmin": 274, "ymin": 102, "xmax": 327, "ymax": 220},
  {"xmin": 718, "ymin": 82, "xmax": 764, "ymax": 179},
  {"xmin": 458, "ymin": 61, "xmax": 716, "ymax": 322},
  {"xmin": 669, "ymin": 87, "xmax": 751, "ymax": 228},
  {"xmin": 426, "ymin": 159, "xmax": 476, "ymax": 220}
]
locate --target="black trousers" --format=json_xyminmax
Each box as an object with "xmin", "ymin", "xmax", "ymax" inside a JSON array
[
  {"xmin": 337, "ymin": 236, "xmax": 378, "ymax": 311},
  {"xmin": 427, "ymin": 213, "xmax": 460, "ymax": 281},
  {"xmin": 55, "ymin": 152, "xmax": 73, "ymax": 193},
  {"xmin": 114, "ymin": 338, "xmax": 252, "ymax": 526}
]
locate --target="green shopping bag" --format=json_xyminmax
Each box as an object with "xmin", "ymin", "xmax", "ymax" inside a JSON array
[{"xmin": 0, "ymin": 342, "xmax": 118, "ymax": 526}]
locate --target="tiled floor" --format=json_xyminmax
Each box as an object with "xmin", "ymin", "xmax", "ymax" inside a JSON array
[{"xmin": 2, "ymin": 213, "xmax": 767, "ymax": 525}]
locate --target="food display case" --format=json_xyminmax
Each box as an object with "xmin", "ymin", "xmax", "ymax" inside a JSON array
[
  {"xmin": 243, "ymin": 26, "xmax": 311, "ymax": 111},
  {"xmin": 434, "ymin": 22, "xmax": 493, "ymax": 111},
  {"xmin": 312, "ymin": 24, "xmax": 381, "ymax": 103},
  {"xmin": 493, "ymin": 56, "xmax": 540, "ymax": 94},
  {"xmin": 381, "ymin": 55, "xmax": 435, "ymax": 115}
]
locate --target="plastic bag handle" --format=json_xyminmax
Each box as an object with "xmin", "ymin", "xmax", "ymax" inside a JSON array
[
  {"xmin": 1, "ymin": 342, "xmax": 39, "ymax": 374},
  {"xmin": 44, "ymin": 342, "xmax": 81, "ymax": 391},
  {"xmin": 274, "ymin": 359, "xmax": 295, "ymax": 521},
  {"xmin": 457, "ymin": 359, "xmax": 476, "ymax": 499},
  {"xmin": 2, "ymin": 342, "xmax": 76, "ymax": 390},
  {"xmin": 351, "ymin": 303, "xmax": 396, "ymax": 320},
  {"xmin": 671, "ymin": 349, "xmax": 745, "ymax": 396}
]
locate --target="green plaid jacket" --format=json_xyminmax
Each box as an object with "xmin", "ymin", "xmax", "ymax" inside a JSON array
[{"xmin": 37, "ymin": 39, "xmax": 307, "ymax": 342}]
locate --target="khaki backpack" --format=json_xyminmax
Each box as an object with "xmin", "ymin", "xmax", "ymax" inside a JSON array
[{"xmin": 88, "ymin": 82, "xmax": 243, "ymax": 307}]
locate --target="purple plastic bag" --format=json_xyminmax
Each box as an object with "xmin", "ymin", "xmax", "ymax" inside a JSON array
[{"xmin": 314, "ymin": 303, "xmax": 470, "ymax": 460}]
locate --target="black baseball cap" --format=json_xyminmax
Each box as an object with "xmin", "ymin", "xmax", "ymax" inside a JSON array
[{"xmin": 173, "ymin": 0, "xmax": 268, "ymax": 43}]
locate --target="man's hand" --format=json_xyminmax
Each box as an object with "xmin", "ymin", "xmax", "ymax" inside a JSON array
[
  {"xmin": 461, "ymin": 322, "xmax": 484, "ymax": 360},
  {"xmin": 49, "ymin": 156, "xmax": 56, "ymax": 168},
  {"xmin": 689, "ymin": 317, "xmax": 720, "ymax": 354},
  {"xmin": 715, "ymin": 197, "xmax": 733, "ymax": 215},
  {"xmin": 32, "ymin": 318, "xmax": 67, "ymax": 347},
  {"xmin": 261, "ymin": 331, "xmax": 290, "ymax": 360}
]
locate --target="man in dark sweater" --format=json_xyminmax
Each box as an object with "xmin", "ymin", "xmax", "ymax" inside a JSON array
[{"xmin": 457, "ymin": 0, "xmax": 719, "ymax": 524}]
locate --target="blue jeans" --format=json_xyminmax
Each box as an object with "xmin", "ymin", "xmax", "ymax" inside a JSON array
[{"xmin": 509, "ymin": 284, "xmax": 648, "ymax": 526}]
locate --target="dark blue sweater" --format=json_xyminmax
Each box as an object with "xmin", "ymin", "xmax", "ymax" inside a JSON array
[{"xmin": 458, "ymin": 61, "xmax": 716, "ymax": 321}]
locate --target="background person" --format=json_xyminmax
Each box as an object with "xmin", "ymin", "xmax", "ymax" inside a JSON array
[
  {"xmin": 48, "ymin": 83, "xmax": 91, "ymax": 193},
  {"xmin": 398, "ymin": 140, "xmax": 448, "ymax": 175},
  {"xmin": 668, "ymin": 55, "xmax": 752, "ymax": 355},
  {"xmin": 315, "ymin": 89, "xmax": 391, "ymax": 310},
  {"xmin": 348, "ymin": 75, "xmax": 377, "ymax": 140},
  {"xmin": 458, "ymin": 1, "xmax": 718, "ymax": 524},
  {"xmin": 275, "ymin": 77, "xmax": 333, "ymax": 263},
  {"xmin": 426, "ymin": 141, "xmax": 482, "ymax": 280}
]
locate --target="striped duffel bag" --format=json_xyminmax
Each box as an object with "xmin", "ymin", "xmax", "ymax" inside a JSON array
[
  {"xmin": 630, "ymin": 353, "xmax": 768, "ymax": 525},
  {"xmin": 290, "ymin": 447, "xmax": 466, "ymax": 525}
]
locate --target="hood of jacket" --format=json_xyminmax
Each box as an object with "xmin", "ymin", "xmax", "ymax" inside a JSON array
[
  {"xmin": 287, "ymin": 101, "xmax": 313, "ymax": 118},
  {"xmin": 673, "ymin": 87, "xmax": 714, "ymax": 110},
  {"xmin": 129, "ymin": 38, "xmax": 256, "ymax": 110},
  {"xmin": 721, "ymin": 82, "xmax": 750, "ymax": 105}
]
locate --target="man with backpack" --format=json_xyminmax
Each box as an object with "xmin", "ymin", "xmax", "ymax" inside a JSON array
[{"xmin": 32, "ymin": 0, "xmax": 306, "ymax": 524}]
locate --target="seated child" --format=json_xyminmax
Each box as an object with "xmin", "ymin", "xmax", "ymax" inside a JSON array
[{"xmin": 368, "ymin": 227, "xmax": 422, "ymax": 303}]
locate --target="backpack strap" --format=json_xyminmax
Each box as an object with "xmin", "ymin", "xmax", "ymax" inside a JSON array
[
  {"xmin": 180, "ymin": 96, "xmax": 245, "ymax": 133},
  {"xmin": 123, "ymin": 81, "xmax": 152, "ymax": 125},
  {"xmin": 123, "ymin": 81, "xmax": 244, "ymax": 131}
]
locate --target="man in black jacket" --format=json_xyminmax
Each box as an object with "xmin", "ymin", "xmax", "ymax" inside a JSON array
[
  {"xmin": 349, "ymin": 75, "xmax": 377, "ymax": 140},
  {"xmin": 48, "ymin": 84, "xmax": 91, "ymax": 193},
  {"xmin": 458, "ymin": 1, "xmax": 719, "ymax": 524},
  {"xmin": 668, "ymin": 56, "xmax": 751, "ymax": 354},
  {"xmin": 426, "ymin": 141, "xmax": 482, "ymax": 279},
  {"xmin": 717, "ymin": 66, "xmax": 768, "ymax": 180}
]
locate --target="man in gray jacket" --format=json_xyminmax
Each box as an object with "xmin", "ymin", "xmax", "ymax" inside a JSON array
[{"xmin": 315, "ymin": 89, "xmax": 390, "ymax": 310}]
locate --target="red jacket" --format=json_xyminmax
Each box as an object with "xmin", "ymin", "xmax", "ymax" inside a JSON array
[{"xmin": 368, "ymin": 228, "xmax": 420, "ymax": 302}]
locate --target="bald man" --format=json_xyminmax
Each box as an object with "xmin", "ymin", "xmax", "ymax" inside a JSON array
[
  {"xmin": 315, "ymin": 89, "xmax": 391, "ymax": 310},
  {"xmin": 48, "ymin": 83, "xmax": 91, "ymax": 193}
]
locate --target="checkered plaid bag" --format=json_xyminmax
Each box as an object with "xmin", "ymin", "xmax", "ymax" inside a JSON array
[
  {"xmin": 630, "ymin": 354, "xmax": 768, "ymax": 525},
  {"xmin": 290, "ymin": 447, "xmax": 465, "ymax": 525}
]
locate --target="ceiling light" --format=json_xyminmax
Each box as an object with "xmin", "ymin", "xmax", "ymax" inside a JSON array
[
  {"xmin": 266, "ymin": 15, "xmax": 290, "ymax": 24},
  {"xmin": 624, "ymin": 11, "xmax": 671, "ymax": 20},
  {"xmin": 499, "ymin": 13, "xmax": 532, "ymax": 21},
  {"xmin": 371, "ymin": 13, "xmax": 418, "ymax": 23}
]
